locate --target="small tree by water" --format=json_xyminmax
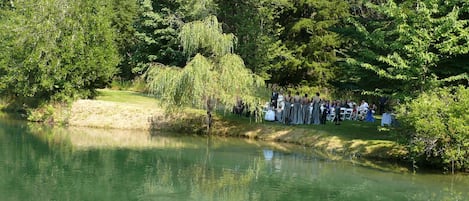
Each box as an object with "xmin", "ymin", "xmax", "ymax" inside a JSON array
[{"xmin": 145, "ymin": 16, "xmax": 264, "ymax": 132}]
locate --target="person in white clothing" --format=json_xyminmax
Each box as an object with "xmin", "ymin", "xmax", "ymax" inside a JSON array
[
  {"xmin": 276, "ymin": 90, "xmax": 285, "ymax": 122},
  {"xmin": 381, "ymin": 110, "xmax": 393, "ymax": 126},
  {"xmin": 358, "ymin": 100, "xmax": 369, "ymax": 121},
  {"xmin": 264, "ymin": 104, "xmax": 276, "ymax": 121},
  {"xmin": 358, "ymin": 100, "xmax": 369, "ymax": 111}
]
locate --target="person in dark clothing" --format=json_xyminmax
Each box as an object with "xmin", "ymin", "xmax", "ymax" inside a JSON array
[
  {"xmin": 233, "ymin": 97, "xmax": 244, "ymax": 116},
  {"xmin": 320, "ymin": 105, "xmax": 327, "ymax": 125},
  {"xmin": 379, "ymin": 96, "xmax": 388, "ymax": 115},
  {"xmin": 334, "ymin": 101, "xmax": 341, "ymax": 125},
  {"xmin": 271, "ymin": 90, "xmax": 278, "ymax": 109}
]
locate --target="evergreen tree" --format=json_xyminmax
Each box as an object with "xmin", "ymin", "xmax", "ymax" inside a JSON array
[
  {"xmin": 0, "ymin": 0, "xmax": 119, "ymax": 105},
  {"xmin": 111, "ymin": 0, "xmax": 139, "ymax": 80},
  {"xmin": 270, "ymin": 0, "xmax": 350, "ymax": 87},
  {"xmin": 132, "ymin": 0, "xmax": 186, "ymax": 76},
  {"xmin": 216, "ymin": 0, "xmax": 291, "ymax": 79}
]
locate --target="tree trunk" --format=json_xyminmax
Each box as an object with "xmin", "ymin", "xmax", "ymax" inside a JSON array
[
  {"xmin": 205, "ymin": 97, "xmax": 214, "ymax": 134},
  {"xmin": 206, "ymin": 109, "xmax": 212, "ymax": 134}
]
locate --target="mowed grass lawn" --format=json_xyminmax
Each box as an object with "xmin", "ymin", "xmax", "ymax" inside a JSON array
[
  {"xmin": 96, "ymin": 89, "xmax": 160, "ymax": 107},
  {"xmin": 89, "ymin": 89, "xmax": 406, "ymax": 162},
  {"xmin": 68, "ymin": 89, "xmax": 163, "ymax": 130},
  {"xmin": 96, "ymin": 89, "xmax": 395, "ymax": 142},
  {"xmin": 218, "ymin": 103, "xmax": 393, "ymax": 141}
]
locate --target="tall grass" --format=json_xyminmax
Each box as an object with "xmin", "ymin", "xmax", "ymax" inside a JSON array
[{"xmin": 110, "ymin": 76, "xmax": 147, "ymax": 92}]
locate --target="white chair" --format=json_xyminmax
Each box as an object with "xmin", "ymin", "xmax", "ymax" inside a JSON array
[
  {"xmin": 339, "ymin": 107, "xmax": 346, "ymax": 121},
  {"xmin": 358, "ymin": 108, "xmax": 368, "ymax": 120},
  {"xmin": 344, "ymin": 108, "xmax": 353, "ymax": 120}
]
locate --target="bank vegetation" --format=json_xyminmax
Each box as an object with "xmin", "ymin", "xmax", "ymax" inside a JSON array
[{"xmin": 0, "ymin": 0, "xmax": 467, "ymax": 172}]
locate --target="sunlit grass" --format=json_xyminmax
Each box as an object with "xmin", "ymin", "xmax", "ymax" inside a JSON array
[
  {"xmin": 218, "ymin": 112, "xmax": 391, "ymax": 141},
  {"xmin": 96, "ymin": 89, "xmax": 159, "ymax": 107},
  {"xmin": 65, "ymin": 89, "xmax": 164, "ymax": 130},
  {"xmin": 212, "ymin": 112, "xmax": 405, "ymax": 160},
  {"xmin": 71, "ymin": 89, "xmax": 406, "ymax": 161},
  {"xmin": 94, "ymin": 89, "xmax": 393, "ymax": 143}
]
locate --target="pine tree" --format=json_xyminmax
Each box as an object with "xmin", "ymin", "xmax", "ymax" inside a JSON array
[
  {"xmin": 132, "ymin": 0, "xmax": 186, "ymax": 75},
  {"xmin": 268, "ymin": 0, "xmax": 350, "ymax": 88},
  {"xmin": 110, "ymin": 0, "xmax": 139, "ymax": 80}
]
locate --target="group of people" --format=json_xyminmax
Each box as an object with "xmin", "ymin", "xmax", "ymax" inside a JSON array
[
  {"xmin": 264, "ymin": 91, "xmax": 323, "ymax": 125},
  {"xmin": 263, "ymin": 90, "xmax": 379, "ymax": 125}
]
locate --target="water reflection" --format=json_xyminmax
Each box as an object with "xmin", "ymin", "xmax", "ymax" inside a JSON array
[
  {"xmin": 1, "ymin": 116, "xmax": 469, "ymax": 201},
  {"xmin": 263, "ymin": 149, "xmax": 273, "ymax": 161}
]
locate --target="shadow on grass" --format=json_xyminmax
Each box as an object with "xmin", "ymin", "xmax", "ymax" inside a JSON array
[{"xmin": 146, "ymin": 109, "xmax": 407, "ymax": 163}]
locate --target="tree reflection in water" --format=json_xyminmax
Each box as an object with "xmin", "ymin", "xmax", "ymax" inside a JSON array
[{"xmin": 1, "ymin": 118, "xmax": 469, "ymax": 201}]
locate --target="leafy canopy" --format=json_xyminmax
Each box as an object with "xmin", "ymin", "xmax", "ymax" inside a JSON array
[
  {"xmin": 343, "ymin": 0, "xmax": 469, "ymax": 98},
  {"xmin": 0, "ymin": 0, "xmax": 119, "ymax": 105},
  {"xmin": 146, "ymin": 15, "xmax": 264, "ymax": 111},
  {"xmin": 400, "ymin": 86, "xmax": 469, "ymax": 171}
]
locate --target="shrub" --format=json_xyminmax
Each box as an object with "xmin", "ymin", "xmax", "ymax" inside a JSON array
[
  {"xmin": 0, "ymin": 0, "xmax": 119, "ymax": 105},
  {"xmin": 27, "ymin": 104, "xmax": 55, "ymax": 123},
  {"xmin": 399, "ymin": 86, "xmax": 468, "ymax": 172}
]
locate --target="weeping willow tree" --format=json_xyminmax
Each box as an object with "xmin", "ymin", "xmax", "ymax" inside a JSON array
[{"xmin": 146, "ymin": 16, "xmax": 264, "ymax": 132}]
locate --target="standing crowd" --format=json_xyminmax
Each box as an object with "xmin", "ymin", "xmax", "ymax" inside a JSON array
[{"xmin": 263, "ymin": 90, "xmax": 379, "ymax": 125}]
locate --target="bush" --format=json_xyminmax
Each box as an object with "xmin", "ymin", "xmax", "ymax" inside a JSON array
[
  {"xmin": 399, "ymin": 86, "xmax": 468, "ymax": 172},
  {"xmin": 0, "ymin": 0, "xmax": 119, "ymax": 104},
  {"xmin": 27, "ymin": 104, "xmax": 55, "ymax": 123}
]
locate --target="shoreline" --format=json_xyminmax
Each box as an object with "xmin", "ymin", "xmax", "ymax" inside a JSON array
[{"xmin": 65, "ymin": 98, "xmax": 408, "ymax": 165}]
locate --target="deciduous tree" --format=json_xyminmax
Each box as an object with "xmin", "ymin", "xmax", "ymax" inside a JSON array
[
  {"xmin": 145, "ymin": 16, "xmax": 264, "ymax": 131},
  {"xmin": 342, "ymin": 0, "xmax": 469, "ymax": 98}
]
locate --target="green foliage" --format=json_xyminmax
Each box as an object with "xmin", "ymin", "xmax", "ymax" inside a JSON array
[
  {"xmin": 110, "ymin": 0, "xmax": 139, "ymax": 80},
  {"xmin": 146, "ymin": 16, "xmax": 264, "ymax": 113},
  {"xmin": 399, "ymin": 86, "xmax": 469, "ymax": 171},
  {"xmin": 269, "ymin": 0, "xmax": 350, "ymax": 87},
  {"xmin": 0, "ymin": 0, "xmax": 119, "ymax": 106},
  {"xmin": 132, "ymin": 0, "xmax": 186, "ymax": 75},
  {"xmin": 27, "ymin": 104, "xmax": 55, "ymax": 123},
  {"xmin": 215, "ymin": 0, "xmax": 292, "ymax": 79},
  {"xmin": 178, "ymin": 0, "xmax": 217, "ymax": 20},
  {"xmin": 342, "ymin": 0, "xmax": 469, "ymax": 98},
  {"xmin": 109, "ymin": 75, "xmax": 149, "ymax": 92},
  {"xmin": 179, "ymin": 16, "xmax": 236, "ymax": 57},
  {"xmin": 110, "ymin": 78, "xmax": 133, "ymax": 91}
]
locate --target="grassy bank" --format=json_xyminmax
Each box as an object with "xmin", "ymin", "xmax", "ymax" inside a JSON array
[
  {"xmin": 64, "ymin": 89, "xmax": 407, "ymax": 164},
  {"xmin": 68, "ymin": 90, "xmax": 163, "ymax": 130}
]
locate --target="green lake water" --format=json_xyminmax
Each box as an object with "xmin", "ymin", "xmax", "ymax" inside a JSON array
[{"xmin": 1, "ymin": 115, "xmax": 468, "ymax": 201}]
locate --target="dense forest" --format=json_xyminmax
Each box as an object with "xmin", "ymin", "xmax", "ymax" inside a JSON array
[{"xmin": 0, "ymin": 0, "xmax": 468, "ymax": 171}]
